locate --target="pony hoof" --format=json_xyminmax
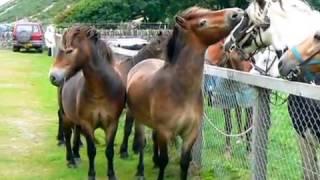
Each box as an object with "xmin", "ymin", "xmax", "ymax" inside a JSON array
[
  {"xmin": 88, "ymin": 176, "xmax": 95, "ymax": 180},
  {"xmin": 67, "ymin": 161, "xmax": 77, "ymax": 168},
  {"xmin": 74, "ymin": 158, "xmax": 81, "ymax": 165},
  {"xmin": 108, "ymin": 175, "xmax": 117, "ymax": 180},
  {"xmin": 120, "ymin": 151, "xmax": 129, "ymax": 159},
  {"xmin": 136, "ymin": 176, "xmax": 145, "ymax": 180},
  {"xmin": 57, "ymin": 140, "xmax": 65, "ymax": 146}
]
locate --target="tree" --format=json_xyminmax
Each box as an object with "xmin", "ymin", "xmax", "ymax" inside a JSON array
[{"xmin": 54, "ymin": 0, "xmax": 250, "ymax": 25}]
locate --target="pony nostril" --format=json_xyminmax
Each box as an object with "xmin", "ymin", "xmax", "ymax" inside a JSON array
[
  {"xmin": 278, "ymin": 61, "xmax": 283, "ymax": 69},
  {"xmin": 50, "ymin": 75, "xmax": 57, "ymax": 83},
  {"xmin": 231, "ymin": 13, "xmax": 239, "ymax": 20},
  {"xmin": 65, "ymin": 48, "xmax": 73, "ymax": 54}
]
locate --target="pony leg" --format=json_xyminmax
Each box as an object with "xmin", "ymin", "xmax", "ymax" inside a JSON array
[
  {"xmin": 157, "ymin": 133, "xmax": 169, "ymax": 180},
  {"xmin": 72, "ymin": 125, "xmax": 81, "ymax": 165},
  {"xmin": 84, "ymin": 129, "xmax": 96, "ymax": 180},
  {"xmin": 207, "ymin": 91, "xmax": 213, "ymax": 107},
  {"xmin": 223, "ymin": 108, "xmax": 232, "ymax": 159},
  {"xmin": 298, "ymin": 136, "xmax": 319, "ymax": 180},
  {"xmin": 235, "ymin": 106, "xmax": 242, "ymax": 134},
  {"xmin": 245, "ymin": 107, "xmax": 253, "ymax": 152},
  {"xmin": 105, "ymin": 121, "xmax": 119, "ymax": 180},
  {"xmin": 180, "ymin": 127, "xmax": 198, "ymax": 180},
  {"xmin": 57, "ymin": 109, "xmax": 65, "ymax": 146},
  {"xmin": 152, "ymin": 130, "xmax": 160, "ymax": 168},
  {"xmin": 135, "ymin": 123, "xmax": 145, "ymax": 180},
  {"xmin": 64, "ymin": 126, "xmax": 76, "ymax": 168},
  {"xmin": 120, "ymin": 111, "xmax": 134, "ymax": 159}
]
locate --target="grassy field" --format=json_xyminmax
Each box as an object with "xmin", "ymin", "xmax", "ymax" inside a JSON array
[
  {"xmin": 0, "ymin": 49, "xmax": 308, "ymax": 180},
  {"xmin": 0, "ymin": 49, "xmax": 183, "ymax": 180}
]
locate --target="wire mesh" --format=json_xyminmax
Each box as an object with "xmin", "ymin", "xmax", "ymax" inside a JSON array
[{"xmin": 194, "ymin": 69, "xmax": 320, "ymax": 180}]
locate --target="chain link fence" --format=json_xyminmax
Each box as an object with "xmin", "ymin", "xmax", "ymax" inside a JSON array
[{"xmin": 191, "ymin": 65, "xmax": 320, "ymax": 179}]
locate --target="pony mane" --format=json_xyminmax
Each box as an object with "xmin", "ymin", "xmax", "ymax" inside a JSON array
[
  {"xmin": 166, "ymin": 26, "xmax": 185, "ymax": 64},
  {"xmin": 63, "ymin": 25, "xmax": 114, "ymax": 64},
  {"xmin": 119, "ymin": 32, "xmax": 169, "ymax": 66},
  {"xmin": 96, "ymin": 40, "xmax": 114, "ymax": 64},
  {"xmin": 180, "ymin": 6, "xmax": 211, "ymax": 20}
]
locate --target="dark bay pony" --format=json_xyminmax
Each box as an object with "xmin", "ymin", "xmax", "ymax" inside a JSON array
[
  {"xmin": 114, "ymin": 31, "xmax": 170, "ymax": 158},
  {"xmin": 204, "ymin": 40, "xmax": 253, "ymax": 157},
  {"xmin": 126, "ymin": 7, "xmax": 243, "ymax": 180},
  {"xmin": 49, "ymin": 26, "xmax": 126, "ymax": 180}
]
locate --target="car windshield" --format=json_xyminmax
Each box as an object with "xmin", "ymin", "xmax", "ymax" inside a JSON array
[{"xmin": 16, "ymin": 25, "xmax": 39, "ymax": 33}]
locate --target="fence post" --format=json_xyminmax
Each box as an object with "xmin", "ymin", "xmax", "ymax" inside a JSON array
[{"xmin": 252, "ymin": 88, "xmax": 271, "ymax": 180}]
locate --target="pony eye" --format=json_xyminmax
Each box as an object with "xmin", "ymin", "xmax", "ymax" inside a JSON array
[{"xmin": 199, "ymin": 20, "xmax": 207, "ymax": 27}]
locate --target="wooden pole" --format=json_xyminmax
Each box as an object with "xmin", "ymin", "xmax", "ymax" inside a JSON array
[{"xmin": 252, "ymin": 88, "xmax": 271, "ymax": 180}]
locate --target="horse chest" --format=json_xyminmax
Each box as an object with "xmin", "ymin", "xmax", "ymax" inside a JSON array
[
  {"xmin": 91, "ymin": 106, "xmax": 109, "ymax": 120},
  {"xmin": 78, "ymin": 99, "xmax": 112, "ymax": 122}
]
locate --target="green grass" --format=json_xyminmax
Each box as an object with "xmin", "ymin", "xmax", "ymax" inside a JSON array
[
  {"xmin": 0, "ymin": 49, "xmax": 184, "ymax": 180},
  {"xmin": 200, "ymin": 93, "xmax": 303, "ymax": 179},
  {"xmin": 0, "ymin": 49, "xmax": 308, "ymax": 180}
]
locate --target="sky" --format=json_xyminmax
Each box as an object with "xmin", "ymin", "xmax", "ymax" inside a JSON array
[{"xmin": 0, "ymin": 0, "xmax": 11, "ymax": 6}]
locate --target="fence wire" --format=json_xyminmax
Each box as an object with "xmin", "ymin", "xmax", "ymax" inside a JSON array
[{"xmin": 195, "ymin": 67, "xmax": 320, "ymax": 180}]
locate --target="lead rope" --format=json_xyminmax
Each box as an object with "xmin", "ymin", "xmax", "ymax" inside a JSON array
[{"xmin": 202, "ymin": 87, "xmax": 253, "ymax": 137}]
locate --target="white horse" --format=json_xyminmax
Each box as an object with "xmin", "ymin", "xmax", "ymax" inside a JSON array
[{"xmin": 224, "ymin": 0, "xmax": 320, "ymax": 179}]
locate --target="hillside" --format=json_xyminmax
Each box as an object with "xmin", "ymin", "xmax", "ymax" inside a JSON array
[{"xmin": 0, "ymin": 0, "xmax": 76, "ymax": 24}]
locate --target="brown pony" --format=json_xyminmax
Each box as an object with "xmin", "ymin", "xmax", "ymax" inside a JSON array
[
  {"xmin": 204, "ymin": 40, "xmax": 253, "ymax": 157},
  {"xmin": 115, "ymin": 31, "xmax": 170, "ymax": 158},
  {"xmin": 49, "ymin": 26, "xmax": 126, "ymax": 180},
  {"xmin": 126, "ymin": 7, "xmax": 243, "ymax": 180}
]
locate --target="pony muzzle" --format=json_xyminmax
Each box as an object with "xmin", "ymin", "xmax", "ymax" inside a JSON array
[
  {"xmin": 49, "ymin": 68, "xmax": 66, "ymax": 86},
  {"xmin": 278, "ymin": 54, "xmax": 300, "ymax": 78}
]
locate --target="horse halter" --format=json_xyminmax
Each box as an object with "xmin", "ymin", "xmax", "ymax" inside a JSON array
[
  {"xmin": 287, "ymin": 46, "xmax": 320, "ymax": 81},
  {"xmin": 253, "ymin": 54, "xmax": 277, "ymax": 75},
  {"xmin": 225, "ymin": 12, "xmax": 270, "ymax": 61}
]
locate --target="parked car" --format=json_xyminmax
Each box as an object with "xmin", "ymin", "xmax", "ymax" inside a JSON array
[{"xmin": 12, "ymin": 22, "xmax": 44, "ymax": 52}]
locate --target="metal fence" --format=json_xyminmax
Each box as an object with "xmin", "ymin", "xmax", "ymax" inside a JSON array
[
  {"xmin": 192, "ymin": 65, "xmax": 320, "ymax": 180},
  {"xmin": 56, "ymin": 28, "xmax": 172, "ymax": 41}
]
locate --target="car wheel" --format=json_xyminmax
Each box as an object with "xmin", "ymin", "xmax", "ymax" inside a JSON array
[
  {"xmin": 13, "ymin": 46, "xmax": 19, "ymax": 52},
  {"xmin": 37, "ymin": 48, "xmax": 43, "ymax": 53}
]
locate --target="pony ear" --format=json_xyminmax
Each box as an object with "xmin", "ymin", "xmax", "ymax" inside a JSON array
[
  {"xmin": 87, "ymin": 28, "xmax": 99, "ymax": 42},
  {"xmin": 256, "ymin": 0, "xmax": 266, "ymax": 9},
  {"xmin": 175, "ymin": 16, "xmax": 187, "ymax": 29}
]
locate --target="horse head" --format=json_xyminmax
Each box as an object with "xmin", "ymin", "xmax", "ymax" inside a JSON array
[
  {"xmin": 49, "ymin": 26, "xmax": 101, "ymax": 86},
  {"xmin": 166, "ymin": 7, "xmax": 244, "ymax": 64},
  {"xmin": 279, "ymin": 31, "xmax": 320, "ymax": 81},
  {"xmin": 205, "ymin": 40, "xmax": 253, "ymax": 72}
]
